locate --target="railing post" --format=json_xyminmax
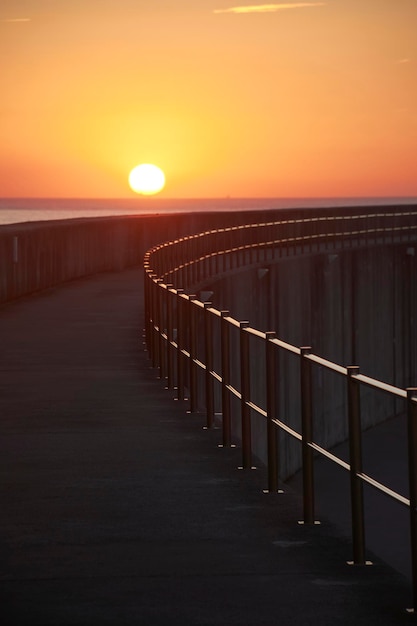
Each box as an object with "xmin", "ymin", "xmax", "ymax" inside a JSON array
[
  {"xmin": 144, "ymin": 270, "xmax": 150, "ymax": 346},
  {"xmin": 176, "ymin": 289, "xmax": 185, "ymax": 401},
  {"xmin": 152, "ymin": 279, "xmax": 163, "ymax": 370},
  {"xmin": 187, "ymin": 295, "xmax": 198, "ymax": 413},
  {"xmin": 143, "ymin": 269, "xmax": 150, "ymax": 352},
  {"xmin": 300, "ymin": 347, "xmax": 315, "ymax": 524},
  {"xmin": 165, "ymin": 285, "xmax": 174, "ymax": 390},
  {"xmin": 192, "ymin": 242, "xmax": 198, "ymax": 284},
  {"xmin": 407, "ymin": 388, "xmax": 417, "ymax": 612},
  {"xmin": 265, "ymin": 331, "xmax": 279, "ymax": 493},
  {"xmin": 204, "ymin": 302, "xmax": 215, "ymax": 429},
  {"xmin": 239, "ymin": 321, "xmax": 252, "ymax": 469},
  {"xmin": 187, "ymin": 240, "xmax": 192, "ymax": 284},
  {"xmin": 158, "ymin": 283, "xmax": 167, "ymax": 381},
  {"xmin": 146, "ymin": 275, "xmax": 156, "ymax": 365},
  {"xmin": 220, "ymin": 311, "xmax": 232, "ymax": 447},
  {"xmin": 347, "ymin": 365, "xmax": 366, "ymax": 565}
]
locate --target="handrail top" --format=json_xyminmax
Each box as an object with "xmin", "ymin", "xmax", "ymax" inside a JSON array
[
  {"xmin": 354, "ymin": 373, "xmax": 408, "ymax": 399},
  {"xmin": 148, "ymin": 209, "xmax": 417, "ymax": 251}
]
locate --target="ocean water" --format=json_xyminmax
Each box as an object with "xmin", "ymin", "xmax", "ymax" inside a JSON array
[{"xmin": 0, "ymin": 196, "xmax": 416, "ymax": 226}]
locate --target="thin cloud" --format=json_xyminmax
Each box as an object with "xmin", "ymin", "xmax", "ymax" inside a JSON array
[
  {"xmin": 0, "ymin": 18, "xmax": 31, "ymax": 23},
  {"xmin": 214, "ymin": 3, "xmax": 326, "ymax": 14}
]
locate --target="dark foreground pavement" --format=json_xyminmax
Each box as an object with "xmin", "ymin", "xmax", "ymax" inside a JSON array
[{"xmin": 0, "ymin": 268, "xmax": 413, "ymax": 625}]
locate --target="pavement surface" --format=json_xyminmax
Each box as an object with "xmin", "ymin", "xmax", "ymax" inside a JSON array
[{"xmin": 0, "ymin": 267, "xmax": 414, "ymax": 625}]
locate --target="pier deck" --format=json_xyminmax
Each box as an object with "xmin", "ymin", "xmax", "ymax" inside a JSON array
[{"xmin": 0, "ymin": 268, "xmax": 411, "ymax": 624}]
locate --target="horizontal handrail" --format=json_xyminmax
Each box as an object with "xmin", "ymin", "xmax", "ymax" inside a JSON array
[
  {"xmin": 355, "ymin": 373, "xmax": 408, "ymax": 399},
  {"xmin": 306, "ymin": 353, "xmax": 347, "ymax": 376},
  {"xmin": 358, "ymin": 472, "xmax": 410, "ymax": 507},
  {"xmin": 271, "ymin": 417, "xmax": 303, "ymax": 442},
  {"xmin": 145, "ymin": 212, "xmax": 417, "ymax": 284}
]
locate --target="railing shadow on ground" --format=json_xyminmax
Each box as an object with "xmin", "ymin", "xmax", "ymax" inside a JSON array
[{"xmin": 144, "ymin": 207, "xmax": 417, "ymax": 613}]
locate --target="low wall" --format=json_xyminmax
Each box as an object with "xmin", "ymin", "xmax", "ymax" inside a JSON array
[
  {"xmin": 201, "ymin": 242, "xmax": 417, "ymax": 476},
  {"xmin": 3, "ymin": 204, "xmax": 409, "ymax": 305},
  {"xmin": 0, "ymin": 209, "xmax": 288, "ymax": 304}
]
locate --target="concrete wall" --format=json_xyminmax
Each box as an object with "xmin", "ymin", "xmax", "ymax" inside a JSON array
[
  {"xmin": 3, "ymin": 204, "xmax": 406, "ymax": 305},
  {"xmin": 204, "ymin": 243, "xmax": 417, "ymax": 478},
  {"xmin": 0, "ymin": 209, "xmax": 290, "ymax": 305}
]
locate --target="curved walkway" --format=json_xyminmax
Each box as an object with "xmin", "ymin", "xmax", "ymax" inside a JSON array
[{"xmin": 0, "ymin": 268, "xmax": 411, "ymax": 625}]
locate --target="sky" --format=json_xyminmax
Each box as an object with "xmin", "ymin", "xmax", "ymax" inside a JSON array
[{"xmin": 0, "ymin": 0, "xmax": 416, "ymax": 199}]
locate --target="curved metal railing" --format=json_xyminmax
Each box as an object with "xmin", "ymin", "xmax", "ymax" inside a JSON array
[{"xmin": 144, "ymin": 206, "xmax": 417, "ymax": 610}]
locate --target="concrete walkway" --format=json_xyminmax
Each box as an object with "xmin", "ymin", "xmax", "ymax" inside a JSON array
[{"xmin": 0, "ymin": 268, "xmax": 412, "ymax": 625}]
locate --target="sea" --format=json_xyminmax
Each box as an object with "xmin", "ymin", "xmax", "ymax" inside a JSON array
[{"xmin": 0, "ymin": 196, "xmax": 416, "ymax": 226}]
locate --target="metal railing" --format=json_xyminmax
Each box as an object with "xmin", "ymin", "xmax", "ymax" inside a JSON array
[{"xmin": 144, "ymin": 206, "xmax": 417, "ymax": 611}]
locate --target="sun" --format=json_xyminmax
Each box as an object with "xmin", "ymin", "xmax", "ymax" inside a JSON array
[{"xmin": 128, "ymin": 163, "xmax": 165, "ymax": 195}]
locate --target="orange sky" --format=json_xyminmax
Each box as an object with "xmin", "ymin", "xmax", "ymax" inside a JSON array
[{"xmin": 1, "ymin": 0, "xmax": 416, "ymax": 198}]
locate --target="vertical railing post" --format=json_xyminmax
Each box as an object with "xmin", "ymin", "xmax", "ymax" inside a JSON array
[
  {"xmin": 187, "ymin": 295, "xmax": 198, "ymax": 413},
  {"xmin": 215, "ymin": 233, "xmax": 220, "ymax": 274},
  {"xmin": 300, "ymin": 347, "xmax": 315, "ymax": 524},
  {"xmin": 152, "ymin": 279, "xmax": 163, "ymax": 370},
  {"xmin": 192, "ymin": 241, "xmax": 198, "ymax": 284},
  {"xmin": 165, "ymin": 285, "xmax": 174, "ymax": 390},
  {"xmin": 240, "ymin": 321, "xmax": 252, "ymax": 469},
  {"xmin": 204, "ymin": 302, "xmax": 215, "ymax": 429},
  {"xmin": 256, "ymin": 225, "xmax": 261, "ymax": 263},
  {"xmin": 147, "ymin": 275, "xmax": 156, "ymax": 365},
  {"xmin": 347, "ymin": 365, "xmax": 366, "ymax": 565},
  {"xmin": 144, "ymin": 272, "xmax": 152, "ymax": 356},
  {"xmin": 158, "ymin": 283, "xmax": 167, "ymax": 381},
  {"xmin": 231, "ymin": 230, "xmax": 236, "ymax": 269},
  {"xmin": 176, "ymin": 289, "xmax": 185, "ymax": 401},
  {"xmin": 407, "ymin": 388, "xmax": 417, "ymax": 612},
  {"xmin": 220, "ymin": 311, "xmax": 232, "ymax": 447},
  {"xmin": 266, "ymin": 331, "xmax": 279, "ymax": 493},
  {"xmin": 143, "ymin": 268, "xmax": 150, "ymax": 352},
  {"xmin": 188, "ymin": 240, "xmax": 193, "ymax": 284}
]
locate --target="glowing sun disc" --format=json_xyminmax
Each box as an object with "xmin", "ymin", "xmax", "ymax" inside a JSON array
[{"xmin": 129, "ymin": 164, "xmax": 165, "ymax": 195}]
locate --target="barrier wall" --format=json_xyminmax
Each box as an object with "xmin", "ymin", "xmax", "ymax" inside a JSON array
[
  {"xmin": 205, "ymin": 242, "xmax": 416, "ymax": 386},
  {"xmin": 3, "ymin": 204, "xmax": 410, "ymax": 305},
  {"xmin": 201, "ymin": 243, "xmax": 416, "ymax": 473},
  {"xmin": 0, "ymin": 208, "xmax": 311, "ymax": 304}
]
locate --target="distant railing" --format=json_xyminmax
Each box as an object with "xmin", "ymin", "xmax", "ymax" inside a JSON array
[{"xmin": 144, "ymin": 207, "xmax": 417, "ymax": 611}]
